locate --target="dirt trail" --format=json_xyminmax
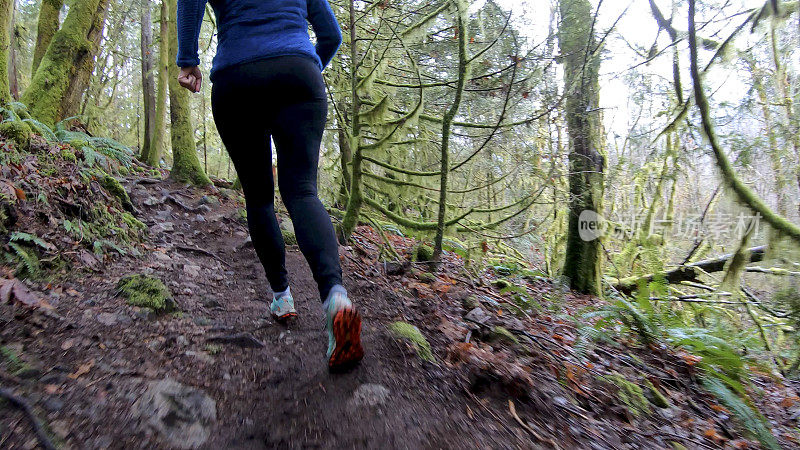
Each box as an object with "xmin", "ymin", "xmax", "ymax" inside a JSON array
[
  {"xmin": 4, "ymin": 178, "xmax": 798, "ymax": 450},
  {"xmin": 1, "ymin": 180, "xmax": 535, "ymax": 449}
]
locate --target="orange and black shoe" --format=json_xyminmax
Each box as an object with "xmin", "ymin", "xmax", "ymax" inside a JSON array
[
  {"xmin": 270, "ymin": 287, "xmax": 297, "ymax": 321},
  {"xmin": 324, "ymin": 286, "xmax": 364, "ymax": 372}
]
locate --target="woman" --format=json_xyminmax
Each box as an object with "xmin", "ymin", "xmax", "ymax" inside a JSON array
[{"xmin": 175, "ymin": 0, "xmax": 363, "ymax": 371}]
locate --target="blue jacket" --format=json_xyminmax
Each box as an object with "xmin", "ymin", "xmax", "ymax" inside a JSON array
[{"xmin": 176, "ymin": 0, "xmax": 343, "ymax": 80}]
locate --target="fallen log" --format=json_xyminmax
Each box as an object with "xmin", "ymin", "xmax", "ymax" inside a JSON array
[{"xmin": 611, "ymin": 246, "xmax": 766, "ymax": 295}]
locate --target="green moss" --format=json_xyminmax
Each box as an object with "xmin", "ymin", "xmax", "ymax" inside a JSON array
[
  {"xmin": 205, "ymin": 344, "xmax": 222, "ymax": 355},
  {"xmin": 0, "ymin": 345, "xmax": 31, "ymax": 376},
  {"xmin": 0, "ymin": 121, "xmax": 32, "ymax": 150},
  {"xmin": 116, "ymin": 274, "xmax": 175, "ymax": 313},
  {"xmin": 389, "ymin": 322, "xmax": 434, "ymax": 362},
  {"xmin": 8, "ymin": 103, "xmax": 31, "ymax": 120},
  {"xmin": 282, "ymin": 230, "xmax": 298, "ymax": 245},
  {"xmin": 418, "ymin": 272, "xmax": 436, "ymax": 283},
  {"xmin": 489, "ymin": 326, "xmax": 519, "ymax": 345},
  {"xmin": 121, "ymin": 212, "xmax": 146, "ymax": 232},
  {"xmin": 415, "ymin": 243, "xmax": 434, "ymax": 262},
  {"xmin": 99, "ymin": 175, "xmax": 133, "ymax": 211},
  {"xmin": 643, "ymin": 378, "xmax": 670, "ymax": 408},
  {"xmin": 60, "ymin": 148, "xmax": 77, "ymax": 162},
  {"xmin": 601, "ymin": 372, "xmax": 651, "ymax": 417},
  {"xmin": 21, "ymin": 0, "xmax": 104, "ymax": 126}
]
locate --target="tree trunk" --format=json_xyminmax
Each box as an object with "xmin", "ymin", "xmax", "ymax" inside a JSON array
[
  {"xmin": 0, "ymin": 0, "xmax": 12, "ymax": 105},
  {"xmin": 21, "ymin": 0, "xmax": 108, "ymax": 126},
  {"xmin": 31, "ymin": 0, "xmax": 63, "ymax": 77},
  {"xmin": 145, "ymin": 0, "xmax": 169, "ymax": 167},
  {"xmin": 8, "ymin": 0, "xmax": 19, "ymax": 100},
  {"xmin": 558, "ymin": 0, "xmax": 605, "ymax": 295},
  {"xmin": 432, "ymin": 0, "xmax": 468, "ymax": 264},
  {"xmin": 340, "ymin": 0, "xmax": 363, "ymax": 242},
  {"xmin": 139, "ymin": 0, "xmax": 157, "ymax": 161},
  {"xmin": 61, "ymin": 0, "xmax": 109, "ymax": 119},
  {"xmin": 166, "ymin": 0, "xmax": 210, "ymax": 185}
]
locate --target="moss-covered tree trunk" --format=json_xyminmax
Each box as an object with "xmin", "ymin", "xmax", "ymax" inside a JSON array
[
  {"xmin": 8, "ymin": 0, "xmax": 19, "ymax": 100},
  {"xmin": 21, "ymin": 0, "xmax": 107, "ymax": 125},
  {"xmin": 61, "ymin": 0, "xmax": 108, "ymax": 119},
  {"xmin": 31, "ymin": 0, "xmax": 63, "ymax": 76},
  {"xmin": 340, "ymin": 0, "xmax": 363, "ymax": 242},
  {"xmin": 558, "ymin": 0, "xmax": 605, "ymax": 295},
  {"xmin": 139, "ymin": 0, "xmax": 157, "ymax": 161},
  {"xmin": 166, "ymin": 0, "xmax": 209, "ymax": 185},
  {"xmin": 143, "ymin": 0, "xmax": 169, "ymax": 167},
  {"xmin": 0, "ymin": 0, "xmax": 13, "ymax": 105},
  {"xmin": 432, "ymin": 0, "xmax": 469, "ymax": 264}
]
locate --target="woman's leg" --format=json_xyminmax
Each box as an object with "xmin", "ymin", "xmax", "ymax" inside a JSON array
[
  {"xmin": 211, "ymin": 82, "xmax": 289, "ymax": 293},
  {"xmin": 271, "ymin": 97, "xmax": 343, "ymax": 301}
]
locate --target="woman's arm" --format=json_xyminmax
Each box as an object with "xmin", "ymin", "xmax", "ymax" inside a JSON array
[
  {"xmin": 176, "ymin": 0, "xmax": 208, "ymax": 68},
  {"xmin": 307, "ymin": 0, "xmax": 343, "ymax": 70}
]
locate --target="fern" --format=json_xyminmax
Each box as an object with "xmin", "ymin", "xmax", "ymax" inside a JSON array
[
  {"xmin": 701, "ymin": 377, "xmax": 780, "ymax": 450},
  {"xmin": 9, "ymin": 231, "xmax": 54, "ymax": 252},
  {"xmin": 0, "ymin": 107, "xmax": 20, "ymax": 122},
  {"xmin": 22, "ymin": 118, "xmax": 58, "ymax": 142},
  {"xmin": 89, "ymin": 137, "xmax": 134, "ymax": 168},
  {"xmin": 8, "ymin": 242, "xmax": 40, "ymax": 278}
]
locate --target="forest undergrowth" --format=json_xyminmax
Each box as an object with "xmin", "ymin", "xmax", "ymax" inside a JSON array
[{"xmin": 1, "ymin": 109, "xmax": 799, "ymax": 449}]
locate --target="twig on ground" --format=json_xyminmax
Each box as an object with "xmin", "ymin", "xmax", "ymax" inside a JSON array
[
  {"xmin": 0, "ymin": 387, "xmax": 57, "ymax": 450},
  {"xmin": 176, "ymin": 245, "xmax": 231, "ymax": 267}
]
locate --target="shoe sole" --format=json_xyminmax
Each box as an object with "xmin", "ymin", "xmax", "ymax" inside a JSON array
[
  {"xmin": 273, "ymin": 312, "xmax": 297, "ymax": 323},
  {"xmin": 328, "ymin": 308, "xmax": 364, "ymax": 372}
]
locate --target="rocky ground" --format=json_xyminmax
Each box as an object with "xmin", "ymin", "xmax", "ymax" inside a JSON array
[{"xmin": 2, "ymin": 171, "xmax": 800, "ymax": 448}]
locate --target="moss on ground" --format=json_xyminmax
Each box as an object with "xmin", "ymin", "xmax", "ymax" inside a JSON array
[
  {"xmin": 489, "ymin": 326, "xmax": 519, "ymax": 345},
  {"xmin": 0, "ymin": 121, "xmax": 32, "ymax": 150},
  {"xmin": 389, "ymin": 322, "xmax": 434, "ymax": 362},
  {"xmin": 282, "ymin": 230, "xmax": 298, "ymax": 245},
  {"xmin": 414, "ymin": 243, "xmax": 434, "ymax": 262},
  {"xmin": 601, "ymin": 372, "xmax": 651, "ymax": 417},
  {"xmin": 99, "ymin": 174, "xmax": 134, "ymax": 211},
  {"xmin": 116, "ymin": 274, "xmax": 175, "ymax": 313}
]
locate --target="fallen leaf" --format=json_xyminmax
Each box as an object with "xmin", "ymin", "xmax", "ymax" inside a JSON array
[
  {"xmin": 14, "ymin": 187, "xmax": 26, "ymax": 201},
  {"xmin": 61, "ymin": 339, "xmax": 75, "ymax": 350},
  {"xmin": 0, "ymin": 278, "xmax": 52, "ymax": 310},
  {"xmin": 44, "ymin": 384, "xmax": 60, "ymax": 394},
  {"xmin": 68, "ymin": 359, "xmax": 95, "ymax": 380}
]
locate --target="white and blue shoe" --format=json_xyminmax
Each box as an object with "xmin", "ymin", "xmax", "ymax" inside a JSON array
[{"xmin": 270, "ymin": 287, "xmax": 297, "ymax": 321}]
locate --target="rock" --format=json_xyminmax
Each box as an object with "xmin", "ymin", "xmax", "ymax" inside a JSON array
[
  {"xmin": 184, "ymin": 351, "xmax": 214, "ymax": 364},
  {"xmin": 194, "ymin": 214, "xmax": 206, "ymax": 223},
  {"xmin": 42, "ymin": 396, "xmax": 65, "ymax": 412},
  {"xmin": 462, "ymin": 295, "xmax": 480, "ymax": 310},
  {"xmin": 349, "ymin": 384, "xmax": 390, "ymax": 407},
  {"xmin": 193, "ymin": 316, "xmax": 211, "ymax": 326},
  {"xmin": 464, "ymin": 307, "xmax": 491, "ymax": 325},
  {"xmin": 151, "ymin": 222, "xmax": 175, "ymax": 233},
  {"xmin": 0, "ymin": 120, "xmax": 32, "ymax": 150},
  {"xmin": 382, "ymin": 261, "xmax": 408, "ymax": 276},
  {"xmin": 97, "ymin": 312, "xmax": 118, "ymax": 326},
  {"xmin": 488, "ymin": 326, "xmax": 519, "ymax": 345},
  {"xmin": 183, "ymin": 264, "xmax": 201, "ymax": 278},
  {"xmin": 199, "ymin": 195, "xmax": 221, "ymax": 207},
  {"xmin": 201, "ymin": 297, "xmax": 221, "ymax": 309},
  {"xmin": 206, "ymin": 333, "xmax": 265, "ymax": 348},
  {"xmin": 133, "ymin": 378, "xmax": 216, "ymax": 449}
]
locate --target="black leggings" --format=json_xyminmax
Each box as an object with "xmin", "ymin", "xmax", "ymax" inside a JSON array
[{"xmin": 211, "ymin": 56, "xmax": 342, "ymax": 301}]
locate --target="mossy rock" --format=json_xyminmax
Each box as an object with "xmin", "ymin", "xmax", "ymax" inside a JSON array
[
  {"xmin": 116, "ymin": 274, "xmax": 176, "ymax": 313},
  {"xmin": 488, "ymin": 326, "xmax": 519, "ymax": 345},
  {"xmin": 414, "ymin": 243, "xmax": 434, "ymax": 262},
  {"xmin": 493, "ymin": 279, "xmax": 511, "ymax": 290},
  {"xmin": 282, "ymin": 230, "xmax": 298, "ymax": 246},
  {"xmin": 600, "ymin": 373, "xmax": 651, "ymax": 417},
  {"xmin": 99, "ymin": 175, "xmax": 134, "ymax": 211},
  {"xmin": 463, "ymin": 295, "xmax": 480, "ymax": 310},
  {"xmin": 418, "ymin": 272, "xmax": 436, "ymax": 283},
  {"xmin": 389, "ymin": 322, "xmax": 434, "ymax": 362},
  {"xmin": 0, "ymin": 121, "xmax": 32, "ymax": 150}
]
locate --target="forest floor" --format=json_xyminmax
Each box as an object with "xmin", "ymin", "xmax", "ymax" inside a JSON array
[{"xmin": 2, "ymin": 149, "xmax": 800, "ymax": 448}]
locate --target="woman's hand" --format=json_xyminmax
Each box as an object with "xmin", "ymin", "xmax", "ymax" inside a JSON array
[{"xmin": 178, "ymin": 66, "xmax": 202, "ymax": 93}]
